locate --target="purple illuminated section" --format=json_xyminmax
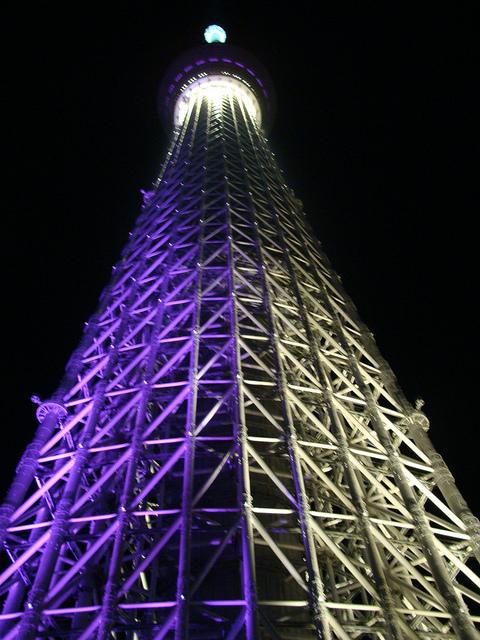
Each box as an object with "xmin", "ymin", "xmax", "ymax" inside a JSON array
[{"xmin": 0, "ymin": 75, "xmax": 275, "ymax": 637}]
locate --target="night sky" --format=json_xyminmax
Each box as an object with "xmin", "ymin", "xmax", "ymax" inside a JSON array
[{"xmin": 3, "ymin": 3, "xmax": 478, "ymax": 514}]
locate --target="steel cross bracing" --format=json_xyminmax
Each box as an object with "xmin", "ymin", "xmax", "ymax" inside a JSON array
[{"xmin": 0, "ymin": 87, "xmax": 479, "ymax": 640}]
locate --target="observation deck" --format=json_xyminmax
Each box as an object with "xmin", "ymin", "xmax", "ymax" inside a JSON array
[{"xmin": 158, "ymin": 26, "xmax": 275, "ymax": 132}]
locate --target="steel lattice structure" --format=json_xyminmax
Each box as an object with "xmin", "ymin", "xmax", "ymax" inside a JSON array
[{"xmin": 1, "ymin": 31, "xmax": 479, "ymax": 640}]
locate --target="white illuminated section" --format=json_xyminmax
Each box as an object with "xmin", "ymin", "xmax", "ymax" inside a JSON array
[{"xmin": 174, "ymin": 75, "xmax": 261, "ymax": 127}]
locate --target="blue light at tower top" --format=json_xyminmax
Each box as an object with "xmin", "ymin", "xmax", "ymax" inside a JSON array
[{"xmin": 204, "ymin": 25, "xmax": 227, "ymax": 44}]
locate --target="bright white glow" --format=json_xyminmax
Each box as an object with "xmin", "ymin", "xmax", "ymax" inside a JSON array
[{"xmin": 174, "ymin": 75, "xmax": 261, "ymax": 127}]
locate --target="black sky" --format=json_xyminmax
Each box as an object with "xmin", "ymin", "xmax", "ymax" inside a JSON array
[{"xmin": 2, "ymin": 3, "xmax": 478, "ymax": 512}]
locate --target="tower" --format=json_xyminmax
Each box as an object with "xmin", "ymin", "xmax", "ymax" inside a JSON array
[{"xmin": 1, "ymin": 24, "xmax": 479, "ymax": 639}]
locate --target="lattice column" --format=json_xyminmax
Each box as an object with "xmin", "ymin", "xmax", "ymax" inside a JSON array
[{"xmin": 1, "ymin": 27, "xmax": 479, "ymax": 640}]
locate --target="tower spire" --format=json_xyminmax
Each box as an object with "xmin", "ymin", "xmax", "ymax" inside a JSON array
[
  {"xmin": 204, "ymin": 24, "xmax": 227, "ymax": 44},
  {"xmin": 1, "ymin": 28, "xmax": 479, "ymax": 639}
]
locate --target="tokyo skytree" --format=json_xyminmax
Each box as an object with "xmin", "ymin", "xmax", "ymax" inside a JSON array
[{"xmin": 1, "ymin": 25, "xmax": 479, "ymax": 639}]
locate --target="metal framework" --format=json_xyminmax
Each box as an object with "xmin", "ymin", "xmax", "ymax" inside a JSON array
[{"xmin": 1, "ymin": 35, "xmax": 479, "ymax": 639}]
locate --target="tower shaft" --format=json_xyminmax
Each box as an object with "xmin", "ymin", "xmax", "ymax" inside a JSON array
[{"xmin": 1, "ymin": 56, "xmax": 479, "ymax": 640}]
